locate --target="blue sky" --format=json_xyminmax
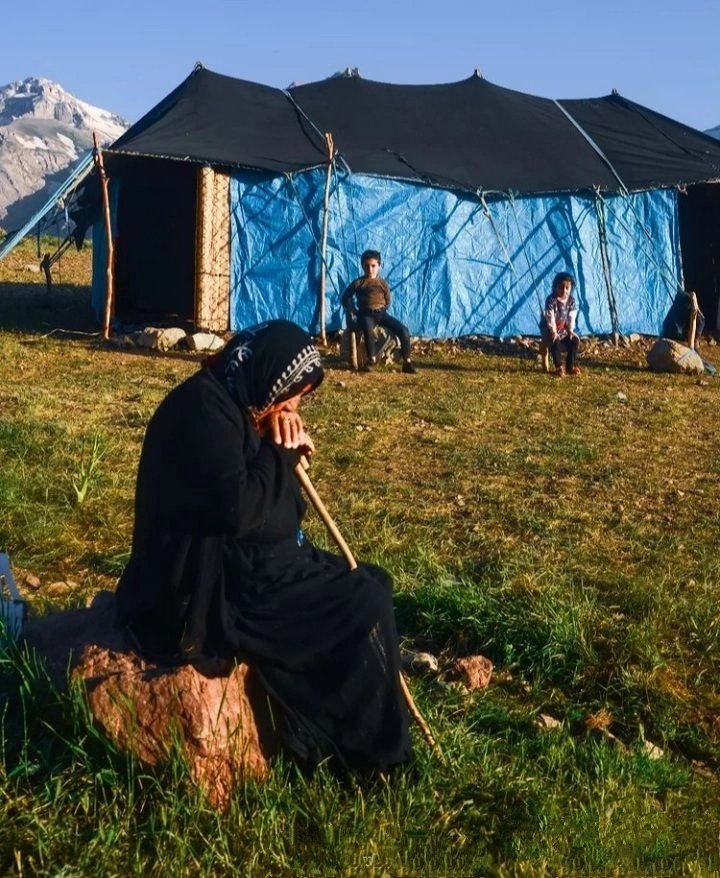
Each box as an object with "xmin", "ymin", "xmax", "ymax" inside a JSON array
[{"xmin": 2, "ymin": 0, "xmax": 719, "ymax": 130}]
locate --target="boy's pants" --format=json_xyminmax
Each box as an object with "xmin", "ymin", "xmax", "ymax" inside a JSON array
[{"xmin": 359, "ymin": 309, "xmax": 411, "ymax": 360}]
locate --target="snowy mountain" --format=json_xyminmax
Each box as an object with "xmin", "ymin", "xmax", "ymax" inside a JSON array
[{"xmin": 0, "ymin": 77, "xmax": 129, "ymax": 234}]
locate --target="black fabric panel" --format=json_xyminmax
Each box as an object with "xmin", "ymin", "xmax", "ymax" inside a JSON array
[
  {"xmin": 96, "ymin": 68, "xmax": 720, "ymax": 204},
  {"xmin": 290, "ymin": 75, "xmax": 619, "ymax": 194},
  {"xmin": 114, "ymin": 160, "xmax": 196, "ymax": 320},
  {"xmin": 559, "ymin": 95, "xmax": 720, "ymax": 191},
  {"xmin": 111, "ymin": 67, "xmax": 326, "ymax": 173}
]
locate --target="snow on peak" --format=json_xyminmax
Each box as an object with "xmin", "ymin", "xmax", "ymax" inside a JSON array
[{"xmin": 0, "ymin": 76, "xmax": 130, "ymax": 230}]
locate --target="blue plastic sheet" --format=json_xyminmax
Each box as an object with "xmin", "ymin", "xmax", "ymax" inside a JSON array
[{"xmin": 230, "ymin": 169, "xmax": 682, "ymax": 337}]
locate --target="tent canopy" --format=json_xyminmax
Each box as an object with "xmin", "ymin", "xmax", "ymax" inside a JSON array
[
  {"xmin": 108, "ymin": 65, "xmax": 720, "ymax": 196},
  {"xmin": 110, "ymin": 67, "xmax": 326, "ymax": 174}
]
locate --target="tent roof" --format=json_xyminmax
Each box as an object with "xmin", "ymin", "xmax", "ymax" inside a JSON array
[
  {"xmin": 289, "ymin": 74, "xmax": 620, "ymax": 194},
  {"xmin": 559, "ymin": 93, "xmax": 720, "ymax": 191},
  {"xmin": 107, "ymin": 65, "xmax": 720, "ymax": 195},
  {"xmin": 110, "ymin": 67, "xmax": 327, "ymax": 173}
]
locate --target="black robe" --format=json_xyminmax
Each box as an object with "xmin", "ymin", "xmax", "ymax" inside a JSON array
[{"xmin": 115, "ymin": 367, "xmax": 412, "ymax": 769}]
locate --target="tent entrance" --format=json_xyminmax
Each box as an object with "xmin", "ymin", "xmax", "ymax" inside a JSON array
[
  {"xmin": 678, "ymin": 183, "xmax": 720, "ymax": 330},
  {"xmin": 114, "ymin": 160, "xmax": 197, "ymax": 324}
]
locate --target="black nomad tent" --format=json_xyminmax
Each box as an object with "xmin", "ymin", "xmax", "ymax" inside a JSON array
[{"xmin": 78, "ymin": 65, "xmax": 720, "ymax": 337}]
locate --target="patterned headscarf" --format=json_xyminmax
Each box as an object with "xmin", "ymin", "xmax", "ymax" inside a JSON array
[{"xmin": 204, "ymin": 320, "xmax": 323, "ymax": 415}]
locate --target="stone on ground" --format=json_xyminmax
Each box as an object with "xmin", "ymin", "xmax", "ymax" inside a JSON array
[
  {"xmin": 646, "ymin": 339, "xmax": 704, "ymax": 374},
  {"xmin": 22, "ymin": 592, "xmax": 274, "ymax": 809}
]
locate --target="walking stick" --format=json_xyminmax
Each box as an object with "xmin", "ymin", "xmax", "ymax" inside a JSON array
[{"xmin": 294, "ymin": 457, "xmax": 443, "ymax": 759}]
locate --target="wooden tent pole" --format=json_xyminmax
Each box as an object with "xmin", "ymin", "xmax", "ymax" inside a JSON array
[
  {"xmin": 688, "ymin": 291, "xmax": 699, "ymax": 350},
  {"xmin": 318, "ymin": 133, "xmax": 334, "ymax": 347},
  {"xmin": 93, "ymin": 132, "xmax": 115, "ymax": 340},
  {"xmin": 294, "ymin": 456, "xmax": 443, "ymax": 759}
]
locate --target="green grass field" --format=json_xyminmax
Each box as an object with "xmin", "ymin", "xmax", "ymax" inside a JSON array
[{"xmin": 1, "ymin": 239, "xmax": 720, "ymax": 876}]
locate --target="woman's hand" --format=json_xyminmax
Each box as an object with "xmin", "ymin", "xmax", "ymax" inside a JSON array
[{"xmin": 260, "ymin": 411, "xmax": 315, "ymax": 455}]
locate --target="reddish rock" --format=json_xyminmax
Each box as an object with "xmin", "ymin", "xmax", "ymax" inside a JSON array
[
  {"xmin": 452, "ymin": 655, "xmax": 494, "ymax": 691},
  {"xmin": 22, "ymin": 592, "xmax": 275, "ymax": 809}
]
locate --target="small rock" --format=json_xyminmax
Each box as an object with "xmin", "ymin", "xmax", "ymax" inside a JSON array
[
  {"xmin": 536, "ymin": 713, "xmax": 562, "ymax": 730},
  {"xmin": 697, "ymin": 379, "xmax": 709, "ymax": 387},
  {"xmin": 335, "ymin": 381, "xmax": 347, "ymax": 388},
  {"xmin": 616, "ymin": 391, "xmax": 627, "ymax": 401},
  {"xmin": 401, "ymin": 651, "xmax": 439, "ymax": 675},
  {"xmin": 22, "ymin": 572, "xmax": 41, "ymax": 590},
  {"xmin": 643, "ymin": 740, "xmax": 664, "ymax": 760},
  {"xmin": 135, "ymin": 327, "xmax": 186, "ymax": 352},
  {"xmin": 185, "ymin": 332, "xmax": 224, "ymax": 352},
  {"xmin": 23, "ymin": 264, "xmax": 41, "ymax": 273},
  {"xmin": 452, "ymin": 655, "xmax": 493, "ymax": 691},
  {"xmin": 584, "ymin": 709, "xmax": 613, "ymax": 731},
  {"xmin": 45, "ymin": 581, "xmax": 71, "ymax": 597}
]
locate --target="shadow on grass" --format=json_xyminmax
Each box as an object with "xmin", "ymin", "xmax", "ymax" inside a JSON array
[{"xmin": 0, "ymin": 282, "xmax": 98, "ymax": 335}]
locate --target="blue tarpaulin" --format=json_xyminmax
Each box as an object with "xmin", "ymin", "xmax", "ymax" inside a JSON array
[{"xmin": 229, "ymin": 168, "xmax": 681, "ymax": 337}]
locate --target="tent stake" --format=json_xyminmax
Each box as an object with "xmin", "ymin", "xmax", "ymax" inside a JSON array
[
  {"xmin": 294, "ymin": 456, "xmax": 443, "ymax": 760},
  {"xmin": 93, "ymin": 132, "xmax": 115, "ymax": 340}
]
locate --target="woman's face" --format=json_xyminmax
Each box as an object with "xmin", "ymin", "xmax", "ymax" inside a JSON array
[{"xmin": 262, "ymin": 383, "xmax": 315, "ymax": 417}]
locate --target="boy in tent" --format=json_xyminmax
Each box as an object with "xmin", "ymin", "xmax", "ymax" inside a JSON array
[
  {"xmin": 341, "ymin": 250, "xmax": 417, "ymax": 373},
  {"xmin": 540, "ymin": 272, "xmax": 581, "ymax": 377}
]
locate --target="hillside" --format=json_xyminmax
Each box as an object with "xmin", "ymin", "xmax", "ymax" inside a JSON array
[{"xmin": 0, "ymin": 77, "xmax": 128, "ymax": 234}]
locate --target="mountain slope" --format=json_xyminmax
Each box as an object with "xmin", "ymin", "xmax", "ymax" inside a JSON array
[{"xmin": 0, "ymin": 77, "xmax": 129, "ymax": 234}]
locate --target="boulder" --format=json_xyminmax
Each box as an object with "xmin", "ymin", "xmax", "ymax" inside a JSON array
[
  {"xmin": 134, "ymin": 327, "xmax": 186, "ymax": 351},
  {"xmin": 646, "ymin": 339, "xmax": 704, "ymax": 375},
  {"xmin": 22, "ymin": 592, "xmax": 274, "ymax": 809},
  {"xmin": 185, "ymin": 332, "xmax": 225, "ymax": 352}
]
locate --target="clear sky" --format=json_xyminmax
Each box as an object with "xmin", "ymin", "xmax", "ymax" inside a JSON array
[{"xmin": 2, "ymin": 0, "xmax": 718, "ymax": 131}]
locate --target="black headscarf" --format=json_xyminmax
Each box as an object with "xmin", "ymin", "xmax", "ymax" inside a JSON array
[{"xmin": 204, "ymin": 320, "xmax": 324, "ymax": 415}]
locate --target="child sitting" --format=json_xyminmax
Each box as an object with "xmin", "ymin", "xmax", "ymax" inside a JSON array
[
  {"xmin": 341, "ymin": 249, "xmax": 416, "ymax": 373},
  {"xmin": 540, "ymin": 272, "xmax": 581, "ymax": 377}
]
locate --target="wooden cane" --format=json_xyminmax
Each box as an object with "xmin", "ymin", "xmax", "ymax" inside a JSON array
[{"xmin": 294, "ymin": 457, "xmax": 443, "ymax": 759}]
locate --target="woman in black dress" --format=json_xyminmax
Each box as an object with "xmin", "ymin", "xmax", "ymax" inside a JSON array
[{"xmin": 115, "ymin": 320, "xmax": 412, "ymax": 771}]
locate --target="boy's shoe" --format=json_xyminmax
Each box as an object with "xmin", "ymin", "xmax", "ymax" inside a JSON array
[
  {"xmin": 569, "ymin": 366, "xmax": 582, "ymax": 376},
  {"xmin": 402, "ymin": 361, "xmax": 417, "ymax": 374},
  {"xmin": 554, "ymin": 366, "xmax": 565, "ymax": 378}
]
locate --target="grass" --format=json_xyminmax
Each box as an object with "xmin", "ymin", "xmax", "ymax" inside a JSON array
[{"xmin": 2, "ymin": 237, "xmax": 720, "ymax": 875}]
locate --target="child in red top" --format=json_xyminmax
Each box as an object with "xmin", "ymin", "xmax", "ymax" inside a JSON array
[{"xmin": 540, "ymin": 272, "xmax": 580, "ymax": 377}]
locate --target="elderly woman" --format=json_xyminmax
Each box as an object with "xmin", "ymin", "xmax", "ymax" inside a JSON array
[{"xmin": 115, "ymin": 320, "xmax": 412, "ymax": 771}]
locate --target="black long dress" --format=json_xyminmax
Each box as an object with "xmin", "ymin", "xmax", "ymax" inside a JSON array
[{"xmin": 115, "ymin": 325, "xmax": 412, "ymax": 770}]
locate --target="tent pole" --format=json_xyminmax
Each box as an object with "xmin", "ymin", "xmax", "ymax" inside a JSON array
[
  {"xmin": 594, "ymin": 190, "xmax": 620, "ymax": 344},
  {"xmin": 688, "ymin": 291, "xmax": 700, "ymax": 350},
  {"xmin": 93, "ymin": 133, "xmax": 115, "ymax": 340},
  {"xmin": 318, "ymin": 133, "xmax": 335, "ymax": 347}
]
